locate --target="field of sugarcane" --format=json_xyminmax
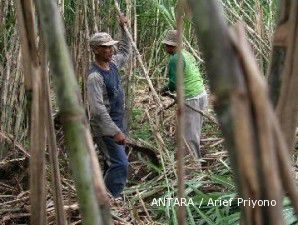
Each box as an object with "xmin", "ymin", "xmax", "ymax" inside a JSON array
[{"xmin": 1, "ymin": 0, "xmax": 298, "ymax": 224}]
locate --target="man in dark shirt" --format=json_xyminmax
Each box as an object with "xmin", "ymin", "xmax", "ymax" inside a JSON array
[{"xmin": 87, "ymin": 16, "xmax": 130, "ymax": 197}]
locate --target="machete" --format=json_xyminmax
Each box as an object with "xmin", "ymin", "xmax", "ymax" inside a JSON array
[{"xmin": 126, "ymin": 138, "xmax": 160, "ymax": 166}]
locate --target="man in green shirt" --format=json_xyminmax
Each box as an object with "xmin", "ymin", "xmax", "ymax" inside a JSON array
[{"xmin": 160, "ymin": 30, "xmax": 208, "ymax": 158}]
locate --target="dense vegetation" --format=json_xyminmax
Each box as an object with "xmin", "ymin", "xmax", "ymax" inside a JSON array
[{"xmin": 1, "ymin": 0, "xmax": 298, "ymax": 224}]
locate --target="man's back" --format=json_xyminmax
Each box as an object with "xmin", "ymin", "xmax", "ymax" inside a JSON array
[{"xmin": 168, "ymin": 49, "xmax": 205, "ymax": 99}]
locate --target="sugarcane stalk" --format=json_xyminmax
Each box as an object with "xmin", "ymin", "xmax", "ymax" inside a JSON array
[
  {"xmin": 114, "ymin": 0, "xmax": 162, "ymax": 108},
  {"xmin": 15, "ymin": 1, "xmax": 47, "ymax": 224},
  {"xmin": 267, "ymin": 0, "xmax": 290, "ymax": 104},
  {"xmin": 175, "ymin": 0, "xmax": 186, "ymax": 224},
  {"xmin": 186, "ymin": 1, "xmax": 281, "ymax": 224},
  {"xmin": 39, "ymin": 30, "xmax": 67, "ymax": 225},
  {"xmin": 33, "ymin": 0, "xmax": 104, "ymax": 224},
  {"xmin": 275, "ymin": 1, "xmax": 298, "ymax": 152},
  {"xmin": 231, "ymin": 23, "xmax": 284, "ymax": 225},
  {"xmin": 14, "ymin": 0, "xmax": 35, "ymax": 132}
]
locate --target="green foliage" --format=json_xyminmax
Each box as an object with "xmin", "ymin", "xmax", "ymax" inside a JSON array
[
  {"xmin": 64, "ymin": 0, "xmax": 77, "ymax": 43},
  {"xmin": 3, "ymin": 0, "xmax": 297, "ymax": 224},
  {"xmin": 130, "ymin": 108, "xmax": 152, "ymax": 141}
]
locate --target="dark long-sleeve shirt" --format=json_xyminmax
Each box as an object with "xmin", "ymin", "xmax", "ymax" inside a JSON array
[{"xmin": 87, "ymin": 28, "xmax": 131, "ymax": 137}]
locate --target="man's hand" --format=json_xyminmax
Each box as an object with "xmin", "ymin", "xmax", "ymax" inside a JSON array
[
  {"xmin": 113, "ymin": 132, "xmax": 126, "ymax": 145},
  {"xmin": 158, "ymin": 86, "xmax": 169, "ymax": 97},
  {"xmin": 119, "ymin": 14, "xmax": 128, "ymax": 28},
  {"xmin": 158, "ymin": 86, "xmax": 176, "ymax": 100}
]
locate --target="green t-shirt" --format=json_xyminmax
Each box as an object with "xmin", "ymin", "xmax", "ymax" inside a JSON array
[{"xmin": 167, "ymin": 49, "xmax": 205, "ymax": 98}]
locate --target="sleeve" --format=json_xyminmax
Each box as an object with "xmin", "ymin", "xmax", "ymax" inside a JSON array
[
  {"xmin": 168, "ymin": 56, "xmax": 177, "ymax": 92},
  {"xmin": 112, "ymin": 27, "xmax": 131, "ymax": 69},
  {"xmin": 87, "ymin": 74, "xmax": 121, "ymax": 137},
  {"xmin": 167, "ymin": 54, "xmax": 186, "ymax": 92}
]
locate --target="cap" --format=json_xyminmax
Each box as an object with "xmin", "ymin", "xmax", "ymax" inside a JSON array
[
  {"xmin": 89, "ymin": 32, "xmax": 119, "ymax": 47},
  {"xmin": 162, "ymin": 30, "xmax": 178, "ymax": 46}
]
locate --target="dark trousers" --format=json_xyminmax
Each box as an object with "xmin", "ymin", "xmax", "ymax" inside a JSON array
[{"xmin": 94, "ymin": 136, "xmax": 128, "ymax": 197}]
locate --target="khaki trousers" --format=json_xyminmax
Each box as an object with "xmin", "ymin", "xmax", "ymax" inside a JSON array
[{"xmin": 184, "ymin": 93, "xmax": 208, "ymax": 158}]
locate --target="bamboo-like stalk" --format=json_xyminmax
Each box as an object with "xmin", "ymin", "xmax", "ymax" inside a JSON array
[
  {"xmin": 34, "ymin": 48, "xmax": 48, "ymax": 225},
  {"xmin": 90, "ymin": 0, "xmax": 98, "ymax": 33},
  {"xmin": 15, "ymin": 77, "xmax": 27, "ymax": 143},
  {"xmin": 133, "ymin": 0, "xmax": 137, "ymax": 55},
  {"xmin": 254, "ymin": 0, "xmax": 264, "ymax": 72},
  {"xmin": 82, "ymin": 5, "xmax": 91, "ymax": 112},
  {"xmin": 58, "ymin": 0, "xmax": 65, "ymax": 15},
  {"xmin": 175, "ymin": 0, "xmax": 186, "ymax": 224},
  {"xmin": 14, "ymin": 88, "xmax": 25, "ymax": 141},
  {"xmin": 15, "ymin": 1, "xmax": 47, "ymax": 224},
  {"xmin": 271, "ymin": 109, "xmax": 298, "ymax": 215},
  {"xmin": 114, "ymin": 0, "xmax": 163, "ymax": 108},
  {"xmin": 187, "ymin": 1, "xmax": 286, "ymax": 224},
  {"xmin": 33, "ymin": 0, "xmax": 104, "ymax": 224},
  {"xmin": 231, "ymin": 23, "xmax": 284, "ymax": 225},
  {"xmin": 9, "ymin": 51, "xmax": 22, "ymax": 138},
  {"xmin": 267, "ymin": 0, "xmax": 290, "ymax": 105},
  {"xmin": 124, "ymin": 0, "xmax": 133, "ymax": 131},
  {"xmin": 73, "ymin": 0, "xmax": 83, "ymax": 81},
  {"xmin": 275, "ymin": 1, "xmax": 298, "ymax": 152},
  {"xmin": 13, "ymin": 0, "xmax": 34, "ymax": 131},
  {"xmin": 0, "ymin": 32, "xmax": 18, "ymax": 155},
  {"xmin": 93, "ymin": 0, "xmax": 100, "ymax": 31},
  {"xmin": 39, "ymin": 30, "xmax": 67, "ymax": 225},
  {"xmin": 29, "ymin": 36, "xmax": 47, "ymax": 225}
]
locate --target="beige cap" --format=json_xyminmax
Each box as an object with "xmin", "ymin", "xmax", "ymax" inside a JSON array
[
  {"xmin": 162, "ymin": 30, "xmax": 178, "ymax": 46},
  {"xmin": 89, "ymin": 32, "xmax": 119, "ymax": 47}
]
